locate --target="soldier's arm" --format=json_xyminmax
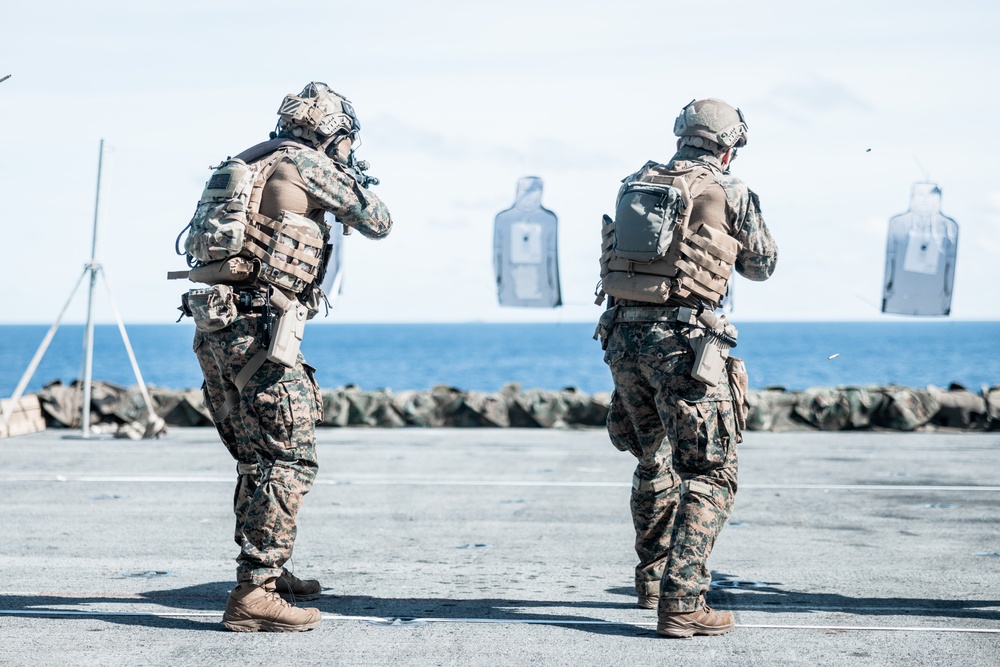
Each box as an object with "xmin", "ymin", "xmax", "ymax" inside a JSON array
[
  {"xmin": 292, "ymin": 151, "xmax": 393, "ymax": 240},
  {"xmin": 734, "ymin": 190, "xmax": 777, "ymax": 281}
]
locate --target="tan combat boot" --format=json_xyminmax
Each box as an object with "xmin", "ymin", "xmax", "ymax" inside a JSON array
[
  {"xmin": 656, "ymin": 606, "xmax": 734, "ymax": 638},
  {"xmin": 274, "ymin": 568, "xmax": 323, "ymax": 601},
  {"xmin": 222, "ymin": 580, "xmax": 322, "ymax": 632},
  {"xmin": 637, "ymin": 582, "xmax": 659, "ymax": 609},
  {"xmin": 637, "ymin": 594, "xmax": 658, "ymax": 609}
]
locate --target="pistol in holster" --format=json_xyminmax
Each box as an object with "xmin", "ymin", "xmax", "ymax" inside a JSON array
[
  {"xmin": 688, "ymin": 310, "xmax": 738, "ymax": 386},
  {"xmin": 266, "ymin": 288, "xmax": 308, "ymax": 368}
]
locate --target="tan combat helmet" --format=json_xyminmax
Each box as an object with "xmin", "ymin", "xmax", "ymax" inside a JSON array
[
  {"xmin": 673, "ymin": 98, "xmax": 748, "ymax": 151},
  {"xmin": 276, "ymin": 82, "xmax": 360, "ymax": 149}
]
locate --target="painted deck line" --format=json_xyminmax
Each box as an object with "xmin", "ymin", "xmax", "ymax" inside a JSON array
[
  {"xmin": 2, "ymin": 594, "xmax": 996, "ymax": 617},
  {"xmin": 2, "ymin": 475, "xmax": 1000, "ymax": 492},
  {"xmin": 0, "ymin": 609, "xmax": 997, "ymax": 634}
]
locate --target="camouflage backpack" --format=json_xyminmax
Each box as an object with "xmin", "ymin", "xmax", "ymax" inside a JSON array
[
  {"xmin": 174, "ymin": 140, "xmax": 328, "ymax": 296},
  {"xmin": 178, "ymin": 148, "xmax": 291, "ymax": 265}
]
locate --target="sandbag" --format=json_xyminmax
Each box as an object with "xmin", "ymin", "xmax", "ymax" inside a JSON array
[{"xmin": 927, "ymin": 384, "xmax": 989, "ymax": 429}]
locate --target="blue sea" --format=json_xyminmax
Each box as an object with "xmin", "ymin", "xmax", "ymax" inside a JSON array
[{"xmin": 1, "ymin": 321, "xmax": 998, "ymax": 396}]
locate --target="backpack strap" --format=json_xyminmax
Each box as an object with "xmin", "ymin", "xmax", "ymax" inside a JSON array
[
  {"xmin": 685, "ymin": 168, "xmax": 714, "ymax": 201},
  {"xmin": 234, "ymin": 138, "xmax": 307, "ymax": 163},
  {"xmin": 231, "ymin": 138, "xmax": 307, "ymax": 218},
  {"xmin": 668, "ymin": 167, "xmax": 714, "ymax": 241}
]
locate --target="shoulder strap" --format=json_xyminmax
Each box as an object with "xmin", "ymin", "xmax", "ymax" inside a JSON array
[
  {"xmin": 234, "ymin": 138, "xmax": 307, "ymax": 163},
  {"xmin": 620, "ymin": 160, "xmax": 658, "ymax": 184},
  {"xmin": 651, "ymin": 167, "xmax": 714, "ymax": 210},
  {"xmin": 685, "ymin": 167, "xmax": 714, "ymax": 200}
]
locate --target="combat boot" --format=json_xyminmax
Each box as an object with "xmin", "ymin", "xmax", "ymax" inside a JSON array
[
  {"xmin": 656, "ymin": 606, "xmax": 734, "ymax": 638},
  {"xmin": 637, "ymin": 582, "xmax": 659, "ymax": 609},
  {"xmin": 637, "ymin": 594, "xmax": 658, "ymax": 609},
  {"xmin": 222, "ymin": 580, "xmax": 322, "ymax": 632},
  {"xmin": 274, "ymin": 567, "xmax": 323, "ymax": 601}
]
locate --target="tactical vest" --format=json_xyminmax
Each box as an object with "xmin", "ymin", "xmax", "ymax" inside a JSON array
[
  {"xmin": 598, "ymin": 162, "xmax": 739, "ymax": 309},
  {"xmin": 176, "ymin": 140, "xmax": 328, "ymax": 295}
]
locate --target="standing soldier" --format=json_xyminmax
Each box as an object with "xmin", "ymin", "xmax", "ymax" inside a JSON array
[
  {"xmin": 175, "ymin": 82, "xmax": 392, "ymax": 632},
  {"xmin": 595, "ymin": 99, "xmax": 777, "ymax": 638}
]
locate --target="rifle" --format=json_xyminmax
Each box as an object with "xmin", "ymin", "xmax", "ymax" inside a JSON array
[
  {"xmin": 338, "ymin": 151, "xmax": 380, "ymax": 236},
  {"xmin": 346, "ymin": 151, "xmax": 380, "ymax": 189}
]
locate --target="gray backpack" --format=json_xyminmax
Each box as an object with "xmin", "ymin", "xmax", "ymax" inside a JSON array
[{"xmin": 613, "ymin": 164, "xmax": 712, "ymax": 263}]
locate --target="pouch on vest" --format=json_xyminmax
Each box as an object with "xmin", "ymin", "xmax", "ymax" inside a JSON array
[
  {"xmin": 185, "ymin": 285, "xmax": 238, "ymax": 332},
  {"xmin": 186, "ymin": 257, "xmax": 259, "ymax": 285},
  {"xmin": 245, "ymin": 210, "xmax": 326, "ymax": 294},
  {"xmin": 612, "ymin": 178, "xmax": 691, "ymax": 263},
  {"xmin": 601, "ymin": 271, "xmax": 672, "ymax": 303},
  {"xmin": 183, "ymin": 159, "xmax": 256, "ymax": 263},
  {"xmin": 726, "ymin": 356, "xmax": 749, "ymax": 435},
  {"xmin": 592, "ymin": 305, "xmax": 618, "ymax": 350}
]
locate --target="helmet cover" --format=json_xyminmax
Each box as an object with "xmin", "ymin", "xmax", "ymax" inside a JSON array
[
  {"xmin": 673, "ymin": 98, "xmax": 748, "ymax": 149},
  {"xmin": 277, "ymin": 82, "xmax": 360, "ymax": 147}
]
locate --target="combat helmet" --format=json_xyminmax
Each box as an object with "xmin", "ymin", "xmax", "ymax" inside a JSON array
[
  {"xmin": 673, "ymin": 98, "xmax": 748, "ymax": 151},
  {"xmin": 276, "ymin": 82, "xmax": 360, "ymax": 149}
]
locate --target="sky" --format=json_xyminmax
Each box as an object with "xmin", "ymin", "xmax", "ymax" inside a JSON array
[{"xmin": 1, "ymin": 0, "xmax": 998, "ymax": 325}]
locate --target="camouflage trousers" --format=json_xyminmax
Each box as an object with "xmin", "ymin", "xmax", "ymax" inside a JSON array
[
  {"xmin": 603, "ymin": 320, "xmax": 740, "ymax": 614},
  {"xmin": 194, "ymin": 313, "xmax": 323, "ymax": 586}
]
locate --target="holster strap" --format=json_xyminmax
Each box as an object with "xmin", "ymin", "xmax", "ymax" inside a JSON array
[{"xmin": 212, "ymin": 348, "xmax": 270, "ymax": 424}]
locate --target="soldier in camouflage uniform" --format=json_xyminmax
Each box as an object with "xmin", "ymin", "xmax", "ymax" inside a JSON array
[
  {"xmin": 599, "ymin": 99, "xmax": 777, "ymax": 637},
  {"xmin": 185, "ymin": 83, "xmax": 392, "ymax": 632}
]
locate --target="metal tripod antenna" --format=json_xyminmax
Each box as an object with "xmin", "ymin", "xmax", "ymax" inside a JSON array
[
  {"xmin": 0, "ymin": 139, "xmax": 164, "ymax": 439},
  {"xmin": 79, "ymin": 139, "xmax": 104, "ymax": 438}
]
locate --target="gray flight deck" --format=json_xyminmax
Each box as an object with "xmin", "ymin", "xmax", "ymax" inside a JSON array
[{"xmin": 1, "ymin": 427, "xmax": 998, "ymax": 665}]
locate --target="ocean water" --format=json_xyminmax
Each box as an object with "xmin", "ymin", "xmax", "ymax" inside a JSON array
[{"xmin": 1, "ymin": 321, "xmax": 998, "ymax": 397}]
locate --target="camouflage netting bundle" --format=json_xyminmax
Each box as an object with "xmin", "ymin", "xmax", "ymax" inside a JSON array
[
  {"xmin": 26, "ymin": 380, "xmax": 1000, "ymax": 435},
  {"xmin": 35, "ymin": 380, "xmax": 209, "ymax": 439},
  {"xmin": 318, "ymin": 383, "xmax": 611, "ymax": 429}
]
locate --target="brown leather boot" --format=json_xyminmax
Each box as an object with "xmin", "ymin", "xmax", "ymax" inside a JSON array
[
  {"xmin": 274, "ymin": 568, "xmax": 323, "ymax": 601},
  {"xmin": 222, "ymin": 580, "xmax": 322, "ymax": 632},
  {"xmin": 656, "ymin": 606, "xmax": 734, "ymax": 638}
]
